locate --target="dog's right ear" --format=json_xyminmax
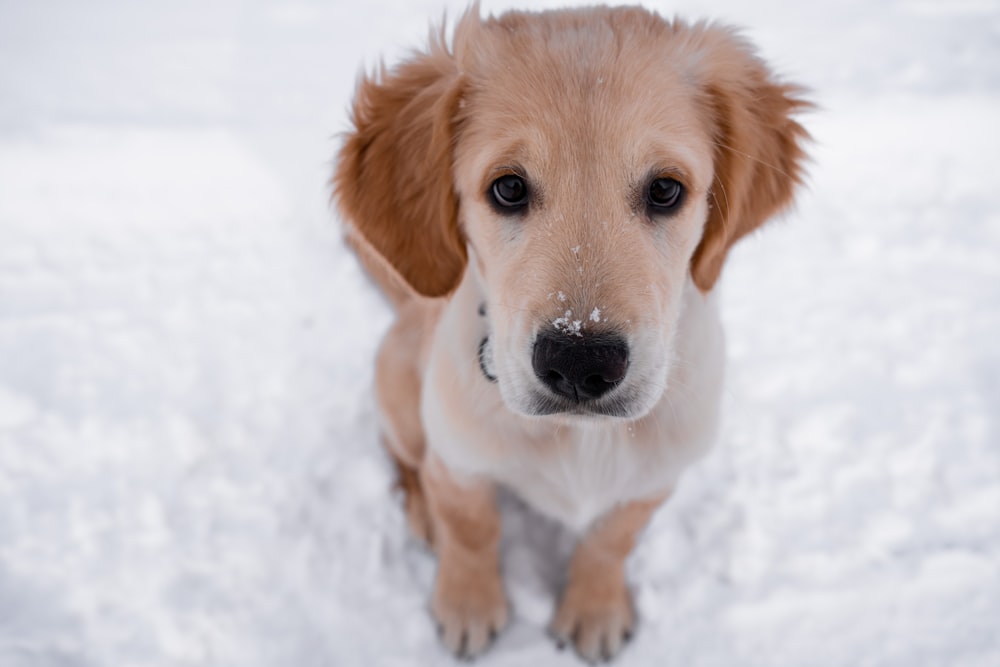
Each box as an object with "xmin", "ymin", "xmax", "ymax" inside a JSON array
[
  {"xmin": 334, "ymin": 31, "xmax": 467, "ymax": 298},
  {"xmin": 686, "ymin": 25, "xmax": 810, "ymax": 293}
]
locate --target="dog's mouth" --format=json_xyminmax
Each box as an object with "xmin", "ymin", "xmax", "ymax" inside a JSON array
[{"xmin": 525, "ymin": 391, "xmax": 638, "ymax": 419}]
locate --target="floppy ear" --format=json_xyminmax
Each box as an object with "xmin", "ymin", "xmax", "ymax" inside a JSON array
[
  {"xmin": 334, "ymin": 31, "xmax": 466, "ymax": 298},
  {"xmin": 689, "ymin": 29, "xmax": 810, "ymax": 292}
]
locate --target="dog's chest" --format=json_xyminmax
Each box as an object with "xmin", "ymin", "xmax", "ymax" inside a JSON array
[
  {"xmin": 424, "ymin": 393, "xmax": 696, "ymax": 532},
  {"xmin": 495, "ymin": 425, "xmax": 673, "ymax": 531}
]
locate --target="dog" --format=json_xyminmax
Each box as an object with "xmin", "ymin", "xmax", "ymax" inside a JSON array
[{"xmin": 334, "ymin": 4, "xmax": 808, "ymax": 662}]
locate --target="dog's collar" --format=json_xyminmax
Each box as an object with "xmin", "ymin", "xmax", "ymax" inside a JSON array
[
  {"xmin": 478, "ymin": 336, "xmax": 497, "ymax": 383},
  {"xmin": 477, "ymin": 302, "xmax": 498, "ymax": 383}
]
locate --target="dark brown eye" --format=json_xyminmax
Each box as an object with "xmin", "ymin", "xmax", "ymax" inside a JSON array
[
  {"xmin": 489, "ymin": 174, "xmax": 529, "ymax": 211},
  {"xmin": 647, "ymin": 177, "xmax": 684, "ymax": 213}
]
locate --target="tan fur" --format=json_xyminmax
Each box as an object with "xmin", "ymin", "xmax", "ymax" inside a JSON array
[
  {"xmin": 334, "ymin": 5, "xmax": 808, "ymax": 662},
  {"xmin": 688, "ymin": 31, "xmax": 812, "ymax": 290},
  {"xmin": 333, "ymin": 28, "xmax": 467, "ymax": 297},
  {"xmin": 422, "ymin": 454, "xmax": 507, "ymax": 657}
]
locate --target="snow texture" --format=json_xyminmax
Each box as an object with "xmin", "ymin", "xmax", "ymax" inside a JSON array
[{"xmin": 1, "ymin": 0, "xmax": 999, "ymax": 665}]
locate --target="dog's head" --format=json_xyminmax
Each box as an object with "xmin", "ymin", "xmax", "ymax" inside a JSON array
[{"xmin": 335, "ymin": 6, "xmax": 809, "ymax": 421}]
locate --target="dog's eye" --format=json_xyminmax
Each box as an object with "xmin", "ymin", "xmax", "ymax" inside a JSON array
[
  {"xmin": 647, "ymin": 177, "xmax": 684, "ymax": 213},
  {"xmin": 489, "ymin": 175, "xmax": 529, "ymax": 211}
]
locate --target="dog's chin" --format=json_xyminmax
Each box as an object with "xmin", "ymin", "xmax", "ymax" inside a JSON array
[{"xmin": 498, "ymin": 380, "xmax": 666, "ymax": 423}]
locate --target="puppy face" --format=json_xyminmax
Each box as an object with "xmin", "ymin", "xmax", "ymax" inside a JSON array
[
  {"xmin": 335, "ymin": 7, "xmax": 809, "ymax": 420},
  {"xmin": 454, "ymin": 31, "xmax": 715, "ymax": 418}
]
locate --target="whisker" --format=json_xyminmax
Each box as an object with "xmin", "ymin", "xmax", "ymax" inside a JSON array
[
  {"xmin": 710, "ymin": 176, "xmax": 730, "ymax": 239},
  {"xmin": 711, "ymin": 139, "xmax": 796, "ymax": 182}
]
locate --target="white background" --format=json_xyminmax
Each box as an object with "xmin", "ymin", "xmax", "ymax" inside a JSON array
[{"xmin": 1, "ymin": 0, "xmax": 998, "ymax": 665}]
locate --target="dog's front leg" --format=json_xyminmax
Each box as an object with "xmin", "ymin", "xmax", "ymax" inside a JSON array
[
  {"xmin": 550, "ymin": 493, "xmax": 668, "ymax": 663},
  {"xmin": 422, "ymin": 454, "xmax": 508, "ymax": 658}
]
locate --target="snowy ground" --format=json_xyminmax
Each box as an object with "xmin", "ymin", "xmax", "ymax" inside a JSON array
[{"xmin": 1, "ymin": 0, "xmax": 999, "ymax": 665}]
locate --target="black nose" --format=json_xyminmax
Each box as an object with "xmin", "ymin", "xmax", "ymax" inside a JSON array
[{"xmin": 532, "ymin": 332, "xmax": 629, "ymax": 402}]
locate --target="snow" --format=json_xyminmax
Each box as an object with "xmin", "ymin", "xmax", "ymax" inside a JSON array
[
  {"xmin": 1, "ymin": 0, "xmax": 998, "ymax": 666},
  {"xmin": 553, "ymin": 310, "xmax": 584, "ymax": 337}
]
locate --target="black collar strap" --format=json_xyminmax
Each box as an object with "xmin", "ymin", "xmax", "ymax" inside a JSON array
[
  {"xmin": 478, "ymin": 336, "xmax": 497, "ymax": 383},
  {"xmin": 477, "ymin": 302, "xmax": 497, "ymax": 383}
]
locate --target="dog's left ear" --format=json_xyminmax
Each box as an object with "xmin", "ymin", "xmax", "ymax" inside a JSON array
[{"xmin": 689, "ymin": 28, "xmax": 811, "ymax": 292}]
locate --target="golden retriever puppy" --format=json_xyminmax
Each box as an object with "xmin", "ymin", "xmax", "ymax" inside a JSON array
[{"xmin": 334, "ymin": 4, "xmax": 808, "ymax": 662}]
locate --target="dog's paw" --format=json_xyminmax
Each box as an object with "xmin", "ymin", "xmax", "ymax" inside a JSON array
[
  {"xmin": 549, "ymin": 576, "xmax": 635, "ymax": 663},
  {"xmin": 431, "ymin": 562, "xmax": 509, "ymax": 659}
]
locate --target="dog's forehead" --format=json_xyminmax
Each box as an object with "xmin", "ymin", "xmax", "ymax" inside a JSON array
[{"xmin": 457, "ymin": 12, "xmax": 713, "ymax": 181}]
